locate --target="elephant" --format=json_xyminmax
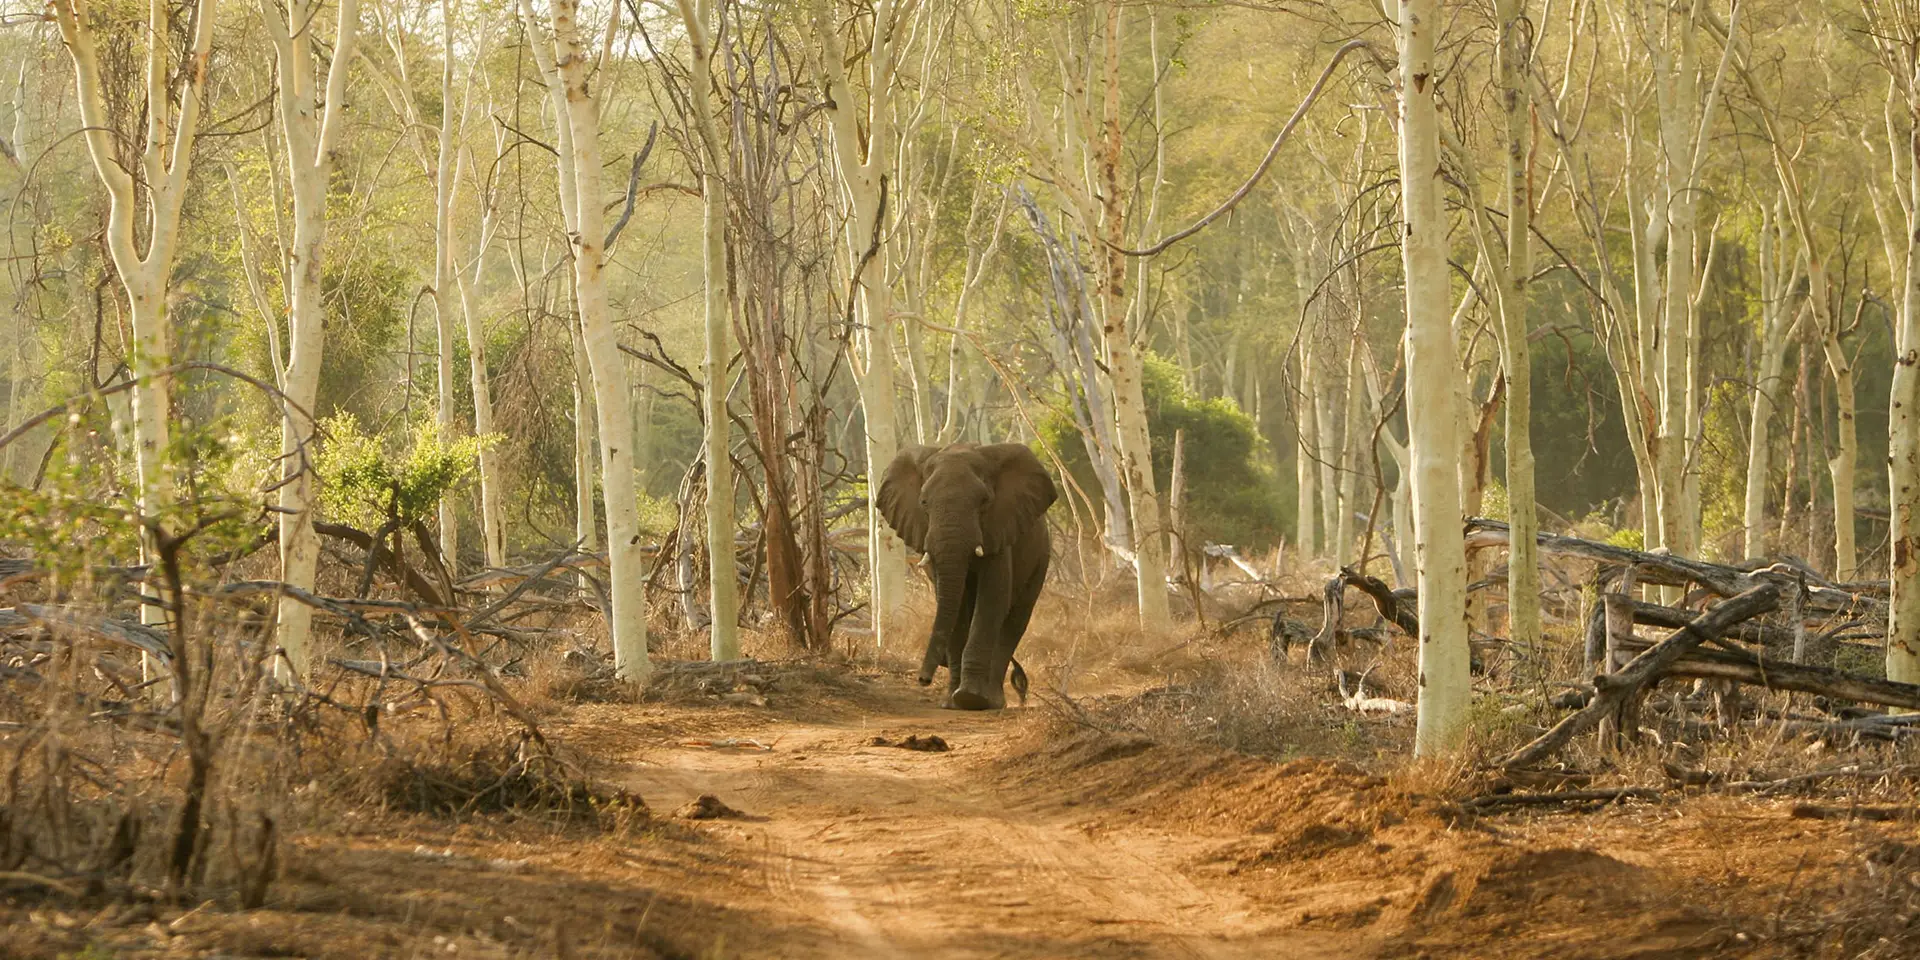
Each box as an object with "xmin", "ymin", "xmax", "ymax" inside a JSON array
[{"xmin": 877, "ymin": 442, "xmax": 1057, "ymax": 710}]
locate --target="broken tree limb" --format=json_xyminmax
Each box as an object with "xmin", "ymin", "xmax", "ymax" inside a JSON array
[
  {"xmin": 314, "ymin": 521, "xmax": 446, "ymax": 607},
  {"xmin": 1464, "ymin": 518, "xmax": 1874, "ymax": 617},
  {"xmin": 1342, "ymin": 567, "xmax": 1420, "ymax": 638},
  {"xmin": 1606, "ymin": 634, "xmax": 1920, "ymax": 712},
  {"xmin": 1297, "ymin": 566, "xmax": 1420, "ymax": 663},
  {"xmin": 1500, "ymin": 584, "xmax": 1780, "ymax": 770},
  {"xmin": 1587, "ymin": 595, "xmax": 1841, "ymax": 660},
  {"xmin": 1335, "ymin": 666, "xmax": 1412, "ymax": 716}
]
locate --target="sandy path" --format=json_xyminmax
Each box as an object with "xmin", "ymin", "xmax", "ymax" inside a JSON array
[{"xmin": 617, "ymin": 689, "xmax": 1369, "ymax": 959}]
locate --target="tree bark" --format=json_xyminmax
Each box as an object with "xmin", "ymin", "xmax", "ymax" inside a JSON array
[
  {"xmin": 676, "ymin": 0, "xmax": 740, "ymax": 662},
  {"xmin": 1494, "ymin": 0, "xmax": 1540, "ymax": 653},
  {"xmin": 1098, "ymin": 1, "xmax": 1171, "ymax": 634},
  {"xmin": 1296, "ymin": 323, "xmax": 1320, "ymax": 558},
  {"xmin": 1650, "ymin": 0, "xmax": 1703, "ymax": 567},
  {"xmin": 432, "ymin": 0, "xmax": 461, "ymax": 575},
  {"xmin": 1888, "ymin": 34, "xmax": 1920, "ymax": 685},
  {"xmin": 570, "ymin": 316, "xmax": 598, "ymax": 560},
  {"xmin": 1398, "ymin": 0, "xmax": 1470, "ymax": 755},
  {"xmin": 812, "ymin": 0, "xmax": 914, "ymax": 649},
  {"xmin": 529, "ymin": 0, "xmax": 651, "ymax": 683},
  {"xmin": 1746, "ymin": 201, "xmax": 1799, "ymax": 559},
  {"xmin": 1335, "ymin": 339, "xmax": 1365, "ymax": 566},
  {"xmin": 260, "ymin": 0, "xmax": 357, "ymax": 682},
  {"xmin": 53, "ymin": 0, "xmax": 217, "ymax": 682},
  {"xmin": 453, "ymin": 147, "xmax": 507, "ymax": 571}
]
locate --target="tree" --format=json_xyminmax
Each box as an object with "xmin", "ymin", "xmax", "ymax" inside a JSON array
[
  {"xmin": 262, "ymin": 0, "xmax": 359, "ymax": 682},
  {"xmin": 51, "ymin": 0, "xmax": 218, "ymax": 665},
  {"xmin": 1745, "ymin": 199, "xmax": 1802, "ymax": 558},
  {"xmin": 673, "ymin": 0, "xmax": 740, "ymax": 661},
  {"xmin": 811, "ymin": 0, "xmax": 921, "ymax": 650},
  {"xmin": 1491, "ymin": 0, "xmax": 1540, "ymax": 654},
  {"xmin": 521, "ymin": 0, "xmax": 652, "ymax": 683},
  {"xmin": 1868, "ymin": 0, "xmax": 1920, "ymax": 684},
  {"xmin": 452, "ymin": 107, "xmax": 509, "ymax": 571},
  {"xmin": 1396, "ymin": 0, "xmax": 1470, "ymax": 754},
  {"xmin": 1092, "ymin": 0, "xmax": 1172, "ymax": 634}
]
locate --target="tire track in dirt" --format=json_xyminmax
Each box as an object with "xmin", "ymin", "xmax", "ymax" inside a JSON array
[{"xmin": 612, "ymin": 685, "xmax": 1370, "ymax": 959}]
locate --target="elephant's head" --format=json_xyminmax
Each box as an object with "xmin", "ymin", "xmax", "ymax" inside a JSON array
[{"xmin": 876, "ymin": 443, "xmax": 1057, "ymax": 682}]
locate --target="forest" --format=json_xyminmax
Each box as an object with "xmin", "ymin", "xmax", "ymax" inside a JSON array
[{"xmin": 12, "ymin": 0, "xmax": 1920, "ymax": 956}]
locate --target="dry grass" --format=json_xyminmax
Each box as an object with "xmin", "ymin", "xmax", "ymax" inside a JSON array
[
  {"xmin": 1005, "ymin": 580, "xmax": 1420, "ymax": 767},
  {"xmin": 1777, "ymin": 831, "xmax": 1920, "ymax": 957}
]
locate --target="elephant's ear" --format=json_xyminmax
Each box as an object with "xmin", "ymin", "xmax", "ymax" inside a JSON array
[
  {"xmin": 876, "ymin": 445, "xmax": 938, "ymax": 553},
  {"xmin": 980, "ymin": 444, "xmax": 1058, "ymax": 553}
]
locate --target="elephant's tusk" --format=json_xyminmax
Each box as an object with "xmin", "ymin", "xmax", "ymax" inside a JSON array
[{"xmin": 974, "ymin": 545, "xmax": 985, "ymax": 557}]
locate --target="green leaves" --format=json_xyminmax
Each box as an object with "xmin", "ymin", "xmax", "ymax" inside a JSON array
[{"xmin": 316, "ymin": 413, "xmax": 498, "ymax": 530}]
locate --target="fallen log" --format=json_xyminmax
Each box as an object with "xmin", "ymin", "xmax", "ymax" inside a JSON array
[
  {"xmin": 1500, "ymin": 584, "xmax": 1780, "ymax": 770},
  {"xmin": 1777, "ymin": 719, "xmax": 1920, "ymax": 742},
  {"xmin": 1585, "ymin": 596, "xmax": 1831, "ymax": 660},
  {"xmin": 1465, "ymin": 518, "xmax": 1875, "ymax": 618},
  {"xmin": 6, "ymin": 604, "xmax": 172, "ymax": 663},
  {"xmin": 1724, "ymin": 766, "xmax": 1920, "ymax": 793},
  {"xmin": 1608, "ymin": 634, "xmax": 1920, "ymax": 712}
]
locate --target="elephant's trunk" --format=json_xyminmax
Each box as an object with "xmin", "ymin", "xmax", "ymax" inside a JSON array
[{"xmin": 917, "ymin": 517, "xmax": 978, "ymax": 687}]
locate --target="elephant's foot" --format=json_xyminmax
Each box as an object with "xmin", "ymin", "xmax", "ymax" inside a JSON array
[{"xmin": 948, "ymin": 686, "xmax": 1005, "ymax": 711}]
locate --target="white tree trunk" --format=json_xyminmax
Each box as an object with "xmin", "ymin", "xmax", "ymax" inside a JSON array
[
  {"xmin": 53, "ymin": 0, "xmax": 216, "ymax": 679},
  {"xmin": 1360, "ymin": 341, "xmax": 1416, "ymax": 587},
  {"xmin": 540, "ymin": 0, "xmax": 651, "ymax": 683},
  {"xmin": 1649, "ymin": 0, "xmax": 1701, "ymax": 565},
  {"xmin": 1317, "ymin": 355, "xmax": 1341, "ymax": 558},
  {"xmin": 1891, "ymin": 127, "xmax": 1920, "ymax": 683},
  {"xmin": 1823, "ymin": 322, "xmax": 1859, "ymax": 581},
  {"xmin": 812, "ymin": 0, "xmax": 915, "ymax": 647},
  {"xmin": 1334, "ymin": 340, "xmax": 1364, "ymax": 567},
  {"xmin": 1296, "ymin": 336, "xmax": 1320, "ymax": 558},
  {"xmin": 1099, "ymin": 1, "xmax": 1171, "ymax": 633},
  {"xmin": 453, "ymin": 175, "xmax": 506, "ymax": 570},
  {"xmin": 570, "ymin": 316, "xmax": 598, "ymax": 557},
  {"xmin": 1495, "ymin": 0, "xmax": 1540, "ymax": 652},
  {"xmin": 519, "ymin": 6, "xmax": 595, "ymax": 575},
  {"xmin": 1398, "ymin": 0, "xmax": 1470, "ymax": 755},
  {"xmin": 432, "ymin": 5, "xmax": 460, "ymax": 575},
  {"xmin": 262, "ymin": 0, "xmax": 359, "ymax": 682},
  {"xmin": 676, "ymin": 0, "xmax": 740, "ymax": 661},
  {"xmin": 1745, "ymin": 202, "xmax": 1799, "ymax": 558}
]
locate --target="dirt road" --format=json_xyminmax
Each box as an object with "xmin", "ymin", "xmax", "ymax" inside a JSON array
[
  {"xmin": 610, "ymin": 681, "xmax": 1373, "ymax": 959},
  {"xmin": 6, "ymin": 664, "xmax": 1849, "ymax": 959}
]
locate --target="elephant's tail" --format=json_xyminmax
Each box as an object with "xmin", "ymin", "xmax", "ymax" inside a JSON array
[{"xmin": 1009, "ymin": 658, "xmax": 1029, "ymax": 706}]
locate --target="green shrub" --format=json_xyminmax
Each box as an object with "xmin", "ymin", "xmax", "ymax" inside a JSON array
[
  {"xmin": 317, "ymin": 414, "xmax": 497, "ymax": 530},
  {"xmin": 1040, "ymin": 353, "xmax": 1289, "ymax": 549}
]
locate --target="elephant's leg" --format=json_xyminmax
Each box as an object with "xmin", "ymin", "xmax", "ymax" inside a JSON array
[
  {"xmin": 920, "ymin": 569, "xmax": 976, "ymax": 687},
  {"xmin": 941, "ymin": 574, "xmax": 978, "ymax": 707},
  {"xmin": 988, "ymin": 551, "xmax": 1049, "ymax": 707},
  {"xmin": 950, "ymin": 554, "xmax": 1012, "ymax": 710}
]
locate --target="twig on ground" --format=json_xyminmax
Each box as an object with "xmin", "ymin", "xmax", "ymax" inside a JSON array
[{"xmin": 1461, "ymin": 787, "xmax": 1662, "ymax": 811}]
